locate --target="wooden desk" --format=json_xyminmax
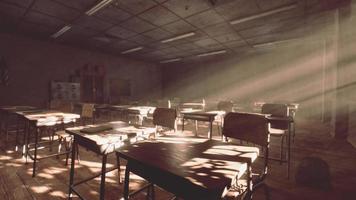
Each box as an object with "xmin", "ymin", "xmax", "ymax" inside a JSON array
[
  {"xmin": 0, "ymin": 106, "xmax": 38, "ymax": 132},
  {"xmin": 126, "ymin": 106, "xmax": 156, "ymax": 125},
  {"xmin": 206, "ymin": 110, "xmax": 227, "ymax": 134},
  {"xmin": 117, "ymin": 138, "xmax": 259, "ymax": 200},
  {"xmin": 66, "ymin": 121, "xmax": 156, "ymax": 200},
  {"xmin": 0, "ymin": 106, "xmax": 37, "ymax": 148},
  {"xmin": 16, "ymin": 109, "xmax": 80, "ymax": 177},
  {"xmin": 179, "ymin": 100, "xmax": 205, "ymax": 111},
  {"xmin": 95, "ymin": 105, "xmax": 156, "ymax": 125},
  {"xmin": 182, "ymin": 111, "xmax": 217, "ymax": 139}
]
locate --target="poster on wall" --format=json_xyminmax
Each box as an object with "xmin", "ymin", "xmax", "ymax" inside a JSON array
[{"xmin": 50, "ymin": 81, "xmax": 80, "ymax": 101}]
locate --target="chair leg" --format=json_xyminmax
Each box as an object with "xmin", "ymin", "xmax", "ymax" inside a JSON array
[
  {"xmin": 65, "ymin": 137, "xmax": 70, "ymax": 166},
  {"xmin": 57, "ymin": 137, "xmax": 62, "ymax": 159},
  {"xmin": 151, "ymin": 184, "xmax": 155, "ymax": 200},
  {"xmin": 146, "ymin": 184, "xmax": 155, "ymax": 200},
  {"xmin": 146, "ymin": 186, "xmax": 150, "ymax": 200},
  {"xmin": 217, "ymin": 124, "xmax": 221, "ymax": 135},
  {"xmin": 76, "ymin": 143, "xmax": 80, "ymax": 163},
  {"xmin": 48, "ymin": 128, "xmax": 54, "ymax": 152},
  {"xmin": 116, "ymin": 153, "xmax": 122, "ymax": 184},
  {"xmin": 292, "ymin": 122, "xmax": 296, "ymax": 143},
  {"xmin": 243, "ymin": 190, "xmax": 252, "ymax": 200},
  {"xmin": 280, "ymin": 135, "xmax": 285, "ymax": 165}
]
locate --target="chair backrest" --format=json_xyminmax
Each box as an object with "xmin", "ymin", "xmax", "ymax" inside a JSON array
[
  {"xmin": 81, "ymin": 103, "xmax": 95, "ymax": 118},
  {"xmin": 157, "ymin": 99, "xmax": 171, "ymax": 108},
  {"xmin": 217, "ymin": 101, "xmax": 233, "ymax": 112},
  {"xmin": 261, "ymin": 103, "xmax": 289, "ymax": 130},
  {"xmin": 223, "ymin": 112, "xmax": 269, "ymax": 147},
  {"xmin": 153, "ymin": 108, "xmax": 177, "ymax": 130},
  {"xmin": 180, "ymin": 99, "xmax": 205, "ymax": 112},
  {"xmin": 261, "ymin": 103, "xmax": 288, "ymax": 116}
]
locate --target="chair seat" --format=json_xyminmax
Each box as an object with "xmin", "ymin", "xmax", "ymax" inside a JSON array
[
  {"xmin": 55, "ymin": 130, "xmax": 72, "ymax": 139},
  {"xmin": 269, "ymin": 127, "xmax": 286, "ymax": 135}
]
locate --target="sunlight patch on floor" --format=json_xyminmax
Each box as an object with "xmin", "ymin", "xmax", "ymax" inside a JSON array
[
  {"xmin": 30, "ymin": 185, "xmax": 50, "ymax": 193},
  {"xmin": 49, "ymin": 190, "xmax": 66, "ymax": 198}
]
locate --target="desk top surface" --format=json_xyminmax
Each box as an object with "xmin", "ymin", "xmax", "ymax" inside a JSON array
[
  {"xmin": 117, "ymin": 137, "xmax": 259, "ymax": 199},
  {"xmin": 181, "ymin": 111, "xmax": 217, "ymax": 117},
  {"xmin": 66, "ymin": 121, "xmax": 155, "ymax": 145},
  {"xmin": 0, "ymin": 106, "xmax": 38, "ymax": 113},
  {"xmin": 96, "ymin": 105, "xmax": 156, "ymax": 114},
  {"xmin": 66, "ymin": 121, "xmax": 156, "ymax": 154},
  {"xmin": 16, "ymin": 109, "xmax": 80, "ymax": 123}
]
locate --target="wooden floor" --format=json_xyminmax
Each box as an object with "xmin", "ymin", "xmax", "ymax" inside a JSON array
[{"xmin": 1, "ymin": 119, "xmax": 356, "ymax": 200}]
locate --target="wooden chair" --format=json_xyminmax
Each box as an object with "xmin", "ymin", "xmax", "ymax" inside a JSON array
[
  {"xmin": 81, "ymin": 103, "xmax": 95, "ymax": 125},
  {"xmin": 222, "ymin": 112, "xmax": 270, "ymax": 200},
  {"xmin": 152, "ymin": 107, "xmax": 177, "ymax": 137},
  {"xmin": 261, "ymin": 103, "xmax": 289, "ymax": 164},
  {"xmin": 55, "ymin": 103, "xmax": 95, "ymax": 165}
]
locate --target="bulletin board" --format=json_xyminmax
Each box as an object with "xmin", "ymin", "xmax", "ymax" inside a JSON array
[{"xmin": 50, "ymin": 81, "xmax": 80, "ymax": 101}]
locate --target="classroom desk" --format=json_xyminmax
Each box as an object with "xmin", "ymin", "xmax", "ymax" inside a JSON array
[
  {"xmin": 117, "ymin": 138, "xmax": 259, "ymax": 200},
  {"xmin": 96, "ymin": 105, "xmax": 130, "ymax": 121},
  {"xmin": 66, "ymin": 121, "xmax": 156, "ymax": 200},
  {"xmin": 206, "ymin": 110, "xmax": 228, "ymax": 135},
  {"xmin": 16, "ymin": 109, "xmax": 80, "ymax": 177},
  {"xmin": 126, "ymin": 106, "xmax": 156, "ymax": 125},
  {"xmin": 0, "ymin": 106, "xmax": 38, "ymax": 149},
  {"xmin": 181, "ymin": 111, "xmax": 217, "ymax": 139},
  {"xmin": 0, "ymin": 106, "xmax": 37, "ymax": 134},
  {"xmin": 95, "ymin": 105, "xmax": 156, "ymax": 125}
]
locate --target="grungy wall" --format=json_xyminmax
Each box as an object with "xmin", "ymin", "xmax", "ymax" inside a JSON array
[{"xmin": 0, "ymin": 33, "xmax": 162, "ymax": 107}]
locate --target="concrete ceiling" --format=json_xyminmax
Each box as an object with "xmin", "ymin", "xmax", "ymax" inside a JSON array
[{"xmin": 0, "ymin": 0, "xmax": 350, "ymax": 64}]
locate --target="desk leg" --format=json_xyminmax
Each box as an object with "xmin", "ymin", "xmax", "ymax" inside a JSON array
[
  {"xmin": 287, "ymin": 123, "xmax": 292, "ymax": 179},
  {"xmin": 292, "ymin": 121, "xmax": 296, "ymax": 143},
  {"xmin": 23, "ymin": 121, "xmax": 29, "ymax": 160},
  {"xmin": 209, "ymin": 121, "xmax": 213, "ymax": 140},
  {"xmin": 138, "ymin": 115, "xmax": 143, "ymax": 126},
  {"xmin": 32, "ymin": 127, "xmax": 39, "ymax": 177},
  {"xmin": 15, "ymin": 117, "xmax": 20, "ymax": 151},
  {"xmin": 194, "ymin": 120, "xmax": 198, "ymax": 137},
  {"xmin": 182, "ymin": 118, "xmax": 185, "ymax": 132},
  {"xmin": 4, "ymin": 115, "xmax": 9, "ymax": 146},
  {"xmin": 116, "ymin": 153, "xmax": 122, "ymax": 184},
  {"xmin": 124, "ymin": 163, "xmax": 130, "ymax": 200},
  {"xmin": 68, "ymin": 139, "xmax": 76, "ymax": 200},
  {"xmin": 0, "ymin": 114, "xmax": 2, "ymax": 135},
  {"xmin": 0, "ymin": 115, "xmax": 2, "ymax": 135},
  {"xmin": 100, "ymin": 155, "xmax": 107, "ymax": 200},
  {"xmin": 25, "ymin": 122, "xmax": 32, "ymax": 163},
  {"xmin": 151, "ymin": 184, "xmax": 155, "ymax": 200}
]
